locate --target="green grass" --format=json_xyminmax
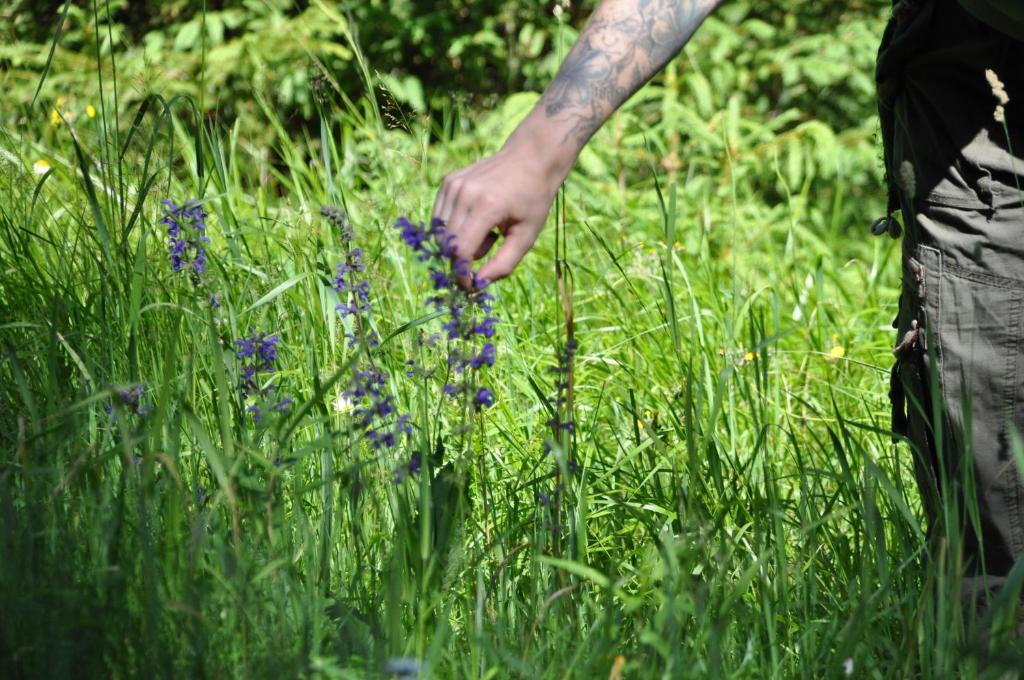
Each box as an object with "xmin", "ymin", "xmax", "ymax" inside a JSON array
[{"xmin": 2, "ymin": 5, "xmax": 1023, "ymax": 678}]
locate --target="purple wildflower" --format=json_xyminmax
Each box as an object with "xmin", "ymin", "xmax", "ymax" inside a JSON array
[
  {"xmin": 474, "ymin": 387, "xmax": 494, "ymax": 411},
  {"xmin": 324, "ymin": 209, "xmax": 411, "ymax": 451},
  {"xmin": 345, "ymin": 330, "xmax": 380, "ymax": 349},
  {"xmin": 471, "ymin": 342, "xmax": 496, "ymax": 369},
  {"xmin": 547, "ymin": 338, "xmax": 578, "ymax": 434},
  {"xmin": 430, "ymin": 270, "xmax": 451, "ymax": 290},
  {"xmin": 106, "ymin": 383, "xmax": 152, "ymax": 418},
  {"xmin": 333, "ymin": 248, "xmax": 372, "ymax": 318},
  {"xmin": 395, "ymin": 216, "xmax": 499, "ymax": 411},
  {"xmin": 235, "ymin": 330, "xmax": 280, "ymax": 395},
  {"xmin": 344, "ymin": 369, "xmax": 410, "ymax": 450},
  {"xmin": 395, "ymin": 216, "xmax": 440, "ymax": 257},
  {"xmin": 234, "ymin": 329, "xmax": 293, "ymax": 423},
  {"xmin": 474, "ymin": 317, "xmax": 497, "ymax": 338},
  {"xmin": 392, "ymin": 451, "xmax": 422, "ymax": 485},
  {"xmin": 160, "ymin": 199, "xmax": 210, "ymax": 282}
]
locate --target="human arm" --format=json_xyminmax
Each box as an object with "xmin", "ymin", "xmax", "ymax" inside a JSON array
[{"xmin": 434, "ymin": 0, "xmax": 726, "ymax": 282}]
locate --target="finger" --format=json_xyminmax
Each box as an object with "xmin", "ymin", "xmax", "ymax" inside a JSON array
[
  {"xmin": 447, "ymin": 210, "xmax": 495, "ymax": 289},
  {"xmin": 447, "ymin": 203, "xmax": 497, "ymax": 266},
  {"xmin": 477, "ymin": 225, "xmax": 535, "ymax": 282},
  {"xmin": 431, "ymin": 184, "xmax": 449, "ymax": 226},
  {"xmin": 473, "ymin": 230, "xmax": 501, "ymax": 260},
  {"xmin": 432, "ymin": 171, "xmax": 463, "ymax": 225}
]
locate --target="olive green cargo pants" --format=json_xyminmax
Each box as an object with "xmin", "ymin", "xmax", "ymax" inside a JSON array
[{"xmin": 879, "ymin": 1, "xmax": 1024, "ymax": 590}]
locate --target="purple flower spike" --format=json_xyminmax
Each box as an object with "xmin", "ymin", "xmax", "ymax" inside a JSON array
[
  {"xmin": 395, "ymin": 215, "xmax": 500, "ymax": 416},
  {"xmin": 341, "ymin": 363, "xmax": 409, "ymax": 451},
  {"xmin": 334, "ymin": 250, "xmax": 372, "ymax": 318},
  {"xmin": 161, "ymin": 199, "xmax": 209, "ymax": 283},
  {"xmin": 235, "ymin": 329, "xmax": 293, "ymax": 424},
  {"xmin": 235, "ymin": 330, "xmax": 280, "ymax": 375}
]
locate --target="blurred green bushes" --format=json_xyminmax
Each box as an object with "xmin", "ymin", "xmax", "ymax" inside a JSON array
[
  {"xmin": 0, "ymin": 0, "xmax": 889, "ymax": 224},
  {"xmin": 2, "ymin": 1, "xmax": 887, "ymax": 127}
]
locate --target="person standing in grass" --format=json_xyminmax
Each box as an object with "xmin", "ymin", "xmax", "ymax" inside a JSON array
[{"xmin": 435, "ymin": 0, "xmax": 1024, "ymax": 609}]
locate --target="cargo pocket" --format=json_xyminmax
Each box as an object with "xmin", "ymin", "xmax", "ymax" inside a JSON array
[{"xmin": 902, "ymin": 243, "xmax": 1024, "ymax": 569}]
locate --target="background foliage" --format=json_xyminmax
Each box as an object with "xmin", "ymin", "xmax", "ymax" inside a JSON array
[{"xmin": 2, "ymin": 1, "xmax": 881, "ymax": 135}]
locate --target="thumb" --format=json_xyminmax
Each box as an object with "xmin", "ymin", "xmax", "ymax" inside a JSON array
[{"xmin": 476, "ymin": 226, "xmax": 535, "ymax": 282}]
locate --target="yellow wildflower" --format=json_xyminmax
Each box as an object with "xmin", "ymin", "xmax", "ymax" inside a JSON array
[
  {"xmin": 827, "ymin": 345, "xmax": 846, "ymax": 362},
  {"xmin": 50, "ymin": 97, "xmax": 65, "ymax": 126},
  {"xmin": 33, "ymin": 159, "xmax": 51, "ymax": 175},
  {"xmin": 744, "ymin": 351, "xmax": 755, "ymax": 363},
  {"xmin": 86, "ymin": 104, "xmax": 96, "ymax": 118}
]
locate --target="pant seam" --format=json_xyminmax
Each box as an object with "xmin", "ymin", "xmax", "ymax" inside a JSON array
[
  {"xmin": 942, "ymin": 261, "xmax": 1024, "ymax": 291},
  {"xmin": 1006, "ymin": 295, "xmax": 1024, "ymax": 555}
]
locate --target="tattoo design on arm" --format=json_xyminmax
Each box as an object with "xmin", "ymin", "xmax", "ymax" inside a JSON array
[{"xmin": 541, "ymin": 0, "xmax": 720, "ymax": 145}]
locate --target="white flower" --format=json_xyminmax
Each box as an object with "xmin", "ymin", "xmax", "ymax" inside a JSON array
[
  {"xmin": 33, "ymin": 159, "xmax": 51, "ymax": 175},
  {"xmin": 333, "ymin": 393, "xmax": 354, "ymax": 414},
  {"xmin": 842, "ymin": 658, "xmax": 854, "ymax": 676}
]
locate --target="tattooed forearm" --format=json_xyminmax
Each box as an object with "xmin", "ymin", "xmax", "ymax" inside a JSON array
[{"xmin": 541, "ymin": 0, "xmax": 722, "ymax": 146}]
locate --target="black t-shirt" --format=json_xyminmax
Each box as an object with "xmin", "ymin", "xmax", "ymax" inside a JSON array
[{"xmin": 959, "ymin": 0, "xmax": 1024, "ymax": 41}]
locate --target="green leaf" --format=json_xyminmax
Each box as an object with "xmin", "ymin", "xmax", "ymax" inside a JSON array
[
  {"xmin": 174, "ymin": 19, "xmax": 201, "ymax": 51},
  {"xmin": 244, "ymin": 272, "xmax": 310, "ymax": 313},
  {"xmin": 537, "ymin": 556, "xmax": 610, "ymax": 589}
]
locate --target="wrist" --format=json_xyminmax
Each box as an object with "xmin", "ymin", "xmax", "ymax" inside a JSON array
[{"xmin": 502, "ymin": 107, "xmax": 580, "ymax": 184}]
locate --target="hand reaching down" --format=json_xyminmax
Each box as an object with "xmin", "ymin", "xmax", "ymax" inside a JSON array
[
  {"xmin": 432, "ymin": 139, "xmax": 564, "ymax": 284},
  {"xmin": 432, "ymin": 0, "xmax": 723, "ymax": 283}
]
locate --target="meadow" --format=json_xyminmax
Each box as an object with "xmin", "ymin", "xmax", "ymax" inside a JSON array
[{"xmin": 2, "ymin": 1, "xmax": 1021, "ymax": 677}]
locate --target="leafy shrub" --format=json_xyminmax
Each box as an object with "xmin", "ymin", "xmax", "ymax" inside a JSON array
[{"xmin": 2, "ymin": 2, "xmax": 886, "ymax": 133}]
